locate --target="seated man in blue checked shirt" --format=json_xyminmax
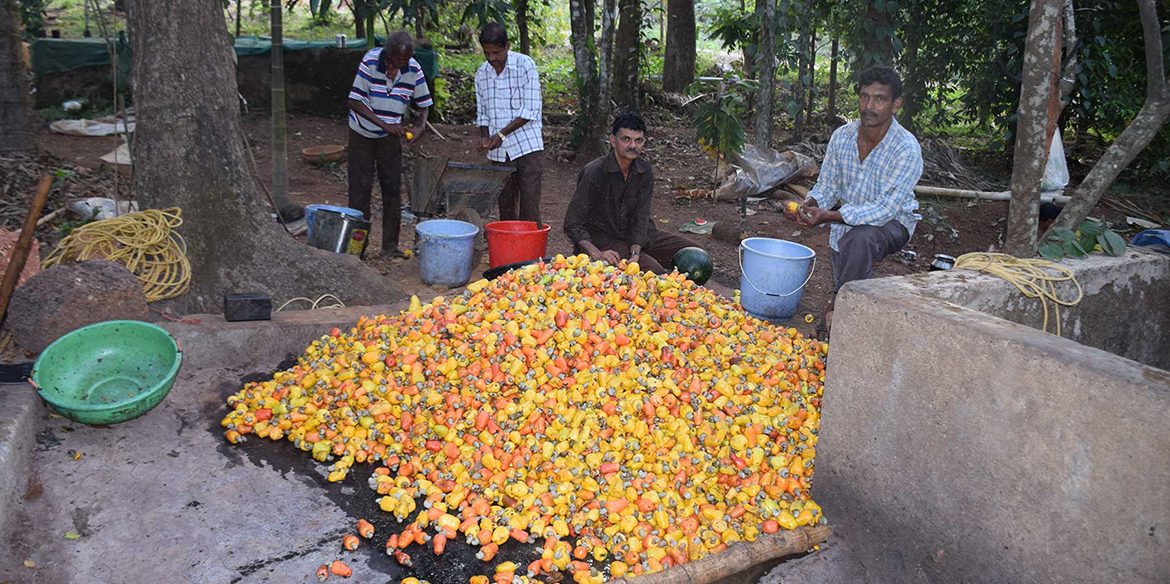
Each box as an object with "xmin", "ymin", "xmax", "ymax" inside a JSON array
[
  {"xmin": 347, "ymin": 31, "xmax": 432, "ymax": 258},
  {"xmin": 785, "ymin": 66, "xmax": 923, "ymax": 334},
  {"xmin": 474, "ymin": 23, "xmax": 544, "ymax": 224}
]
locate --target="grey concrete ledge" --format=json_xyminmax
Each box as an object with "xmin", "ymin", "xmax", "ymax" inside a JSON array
[
  {"xmin": 161, "ymin": 301, "xmax": 411, "ymax": 372},
  {"xmin": 0, "ymin": 384, "xmax": 44, "ymax": 540}
]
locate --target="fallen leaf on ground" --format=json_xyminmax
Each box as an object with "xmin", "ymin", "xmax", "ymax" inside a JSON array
[
  {"xmin": 64, "ymin": 531, "xmax": 81, "ymax": 540},
  {"xmin": 24, "ymin": 560, "xmax": 35, "ymax": 568}
]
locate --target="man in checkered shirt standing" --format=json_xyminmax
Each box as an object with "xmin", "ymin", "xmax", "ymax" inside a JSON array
[
  {"xmin": 474, "ymin": 23, "xmax": 544, "ymax": 223},
  {"xmin": 785, "ymin": 66, "xmax": 923, "ymax": 333},
  {"xmin": 347, "ymin": 31, "xmax": 432, "ymax": 257}
]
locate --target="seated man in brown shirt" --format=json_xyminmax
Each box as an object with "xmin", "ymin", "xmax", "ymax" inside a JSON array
[{"xmin": 563, "ymin": 112, "xmax": 700, "ymax": 274}]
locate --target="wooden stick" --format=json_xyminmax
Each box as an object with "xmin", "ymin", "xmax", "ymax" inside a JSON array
[
  {"xmin": 607, "ymin": 524, "xmax": 831, "ymax": 584},
  {"xmin": 0, "ymin": 175, "xmax": 52, "ymax": 324},
  {"xmin": 914, "ymin": 185, "xmax": 1071, "ymax": 204},
  {"xmin": 426, "ymin": 120, "xmax": 448, "ymax": 141},
  {"xmin": 35, "ymin": 206, "xmax": 67, "ymax": 227}
]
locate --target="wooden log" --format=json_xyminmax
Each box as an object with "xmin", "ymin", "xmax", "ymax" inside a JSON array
[
  {"xmin": 784, "ymin": 184, "xmax": 810, "ymax": 199},
  {"xmin": 913, "ymin": 185, "xmax": 1071, "ymax": 204},
  {"xmin": 607, "ymin": 524, "xmax": 832, "ymax": 584},
  {"xmin": 0, "ymin": 175, "xmax": 52, "ymax": 324}
]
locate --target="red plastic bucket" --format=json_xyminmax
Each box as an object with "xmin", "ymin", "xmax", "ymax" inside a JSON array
[{"xmin": 485, "ymin": 221, "xmax": 551, "ymax": 268}]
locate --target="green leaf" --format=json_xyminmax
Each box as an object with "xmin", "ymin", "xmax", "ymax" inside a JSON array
[
  {"xmin": 65, "ymin": 531, "xmax": 81, "ymax": 540},
  {"xmin": 1038, "ymin": 242, "xmax": 1065, "ymax": 260},
  {"xmin": 1078, "ymin": 233, "xmax": 1097, "ymax": 253},
  {"xmin": 1098, "ymin": 231, "xmax": 1127, "ymax": 256},
  {"xmin": 1078, "ymin": 219, "xmax": 1105, "ymax": 236},
  {"xmin": 1063, "ymin": 240, "xmax": 1087, "ymax": 259},
  {"xmin": 1052, "ymin": 227, "xmax": 1077, "ymax": 243}
]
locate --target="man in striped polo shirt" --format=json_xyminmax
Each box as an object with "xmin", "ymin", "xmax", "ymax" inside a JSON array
[
  {"xmin": 474, "ymin": 23, "xmax": 544, "ymax": 224},
  {"xmin": 347, "ymin": 31, "xmax": 433, "ymax": 257}
]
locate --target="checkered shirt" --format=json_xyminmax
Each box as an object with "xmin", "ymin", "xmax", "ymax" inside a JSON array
[
  {"xmin": 348, "ymin": 49, "xmax": 433, "ymax": 139},
  {"xmin": 475, "ymin": 51, "xmax": 544, "ymax": 162},
  {"xmin": 809, "ymin": 117, "xmax": 923, "ymax": 252}
]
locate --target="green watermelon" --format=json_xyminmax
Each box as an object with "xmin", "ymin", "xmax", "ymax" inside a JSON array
[{"xmin": 672, "ymin": 247, "xmax": 714, "ymax": 285}]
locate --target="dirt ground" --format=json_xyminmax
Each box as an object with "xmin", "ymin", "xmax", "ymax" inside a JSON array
[{"xmin": 32, "ymin": 113, "xmax": 1126, "ymax": 339}]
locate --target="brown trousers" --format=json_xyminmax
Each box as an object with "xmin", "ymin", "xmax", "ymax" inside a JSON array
[
  {"xmin": 575, "ymin": 229, "xmax": 700, "ymax": 274},
  {"xmin": 347, "ymin": 129, "xmax": 402, "ymax": 250},
  {"xmin": 496, "ymin": 150, "xmax": 544, "ymax": 223},
  {"xmin": 830, "ymin": 221, "xmax": 910, "ymax": 294}
]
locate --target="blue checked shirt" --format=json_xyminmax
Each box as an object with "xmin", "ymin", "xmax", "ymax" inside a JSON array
[
  {"xmin": 348, "ymin": 49, "xmax": 433, "ymax": 139},
  {"xmin": 809, "ymin": 117, "xmax": 923, "ymax": 252},
  {"xmin": 475, "ymin": 52, "xmax": 544, "ymax": 162}
]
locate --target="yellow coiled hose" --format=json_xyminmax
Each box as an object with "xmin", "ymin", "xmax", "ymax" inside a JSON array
[
  {"xmin": 43, "ymin": 207, "xmax": 191, "ymax": 302},
  {"xmin": 953, "ymin": 252, "xmax": 1082, "ymax": 336}
]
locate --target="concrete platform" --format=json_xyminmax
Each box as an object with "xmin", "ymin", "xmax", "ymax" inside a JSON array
[
  {"xmin": 817, "ymin": 249, "xmax": 1170, "ymax": 584},
  {"xmin": 0, "ymin": 301, "xmax": 413, "ymax": 583}
]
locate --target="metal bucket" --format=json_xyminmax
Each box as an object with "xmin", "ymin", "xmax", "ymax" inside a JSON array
[{"xmin": 308, "ymin": 209, "xmax": 371, "ymax": 257}]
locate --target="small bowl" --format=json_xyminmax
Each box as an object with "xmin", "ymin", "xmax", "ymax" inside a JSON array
[
  {"xmin": 31, "ymin": 320, "xmax": 182, "ymax": 425},
  {"xmin": 302, "ymin": 145, "xmax": 346, "ymax": 165}
]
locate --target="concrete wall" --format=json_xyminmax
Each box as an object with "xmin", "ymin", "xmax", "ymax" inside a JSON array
[
  {"xmin": 816, "ymin": 250, "xmax": 1170, "ymax": 584},
  {"xmin": 903, "ymin": 249, "xmax": 1170, "ymax": 369}
]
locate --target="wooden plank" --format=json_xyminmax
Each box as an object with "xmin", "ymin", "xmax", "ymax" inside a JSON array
[{"xmin": 607, "ymin": 524, "xmax": 831, "ymax": 584}]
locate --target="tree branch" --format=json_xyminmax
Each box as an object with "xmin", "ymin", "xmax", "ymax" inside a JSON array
[
  {"xmin": 1136, "ymin": 0, "xmax": 1167, "ymax": 101},
  {"xmin": 1045, "ymin": 0, "xmax": 1170, "ymax": 237}
]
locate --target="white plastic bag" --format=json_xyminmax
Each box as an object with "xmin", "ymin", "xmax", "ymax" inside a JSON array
[{"xmin": 1041, "ymin": 128, "xmax": 1069, "ymax": 192}]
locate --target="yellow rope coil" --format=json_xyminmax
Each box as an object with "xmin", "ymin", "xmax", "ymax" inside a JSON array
[
  {"xmin": 276, "ymin": 294, "xmax": 346, "ymax": 312},
  {"xmin": 953, "ymin": 252, "xmax": 1083, "ymax": 336},
  {"xmin": 43, "ymin": 207, "xmax": 191, "ymax": 303}
]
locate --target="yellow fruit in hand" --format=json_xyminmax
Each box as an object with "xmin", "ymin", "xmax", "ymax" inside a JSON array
[
  {"xmin": 787, "ymin": 201, "xmax": 799, "ymax": 212},
  {"xmin": 405, "ymin": 131, "xmax": 415, "ymax": 140}
]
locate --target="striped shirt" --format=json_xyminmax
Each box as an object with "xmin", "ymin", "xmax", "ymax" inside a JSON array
[
  {"xmin": 475, "ymin": 52, "xmax": 543, "ymax": 162},
  {"xmin": 809, "ymin": 117, "xmax": 923, "ymax": 252},
  {"xmin": 348, "ymin": 49, "xmax": 433, "ymax": 138}
]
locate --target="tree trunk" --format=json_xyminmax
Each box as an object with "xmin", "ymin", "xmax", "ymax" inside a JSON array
[
  {"xmin": 793, "ymin": 0, "xmax": 813, "ymax": 141},
  {"xmin": 271, "ymin": 0, "xmax": 292, "ymax": 212},
  {"xmin": 860, "ymin": 2, "xmax": 892, "ymax": 68},
  {"xmin": 0, "ymin": 0, "xmax": 35, "ymax": 153},
  {"xmin": 517, "ymin": 0, "xmax": 530, "ymax": 55},
  {"xmin": 1047, "ymin": 0, "xmax": 1170, "ymax": 236},
  {"xmin": 354, "ymin": 0, "xmax": 366, "ymax": 40},
  {"xmin": 598, "ymin": 0, "xmax": 617, "ymax": 119},
  {"xmin": 584, "ymin": 0, "xmax": 595, "ymax": 37},
  {"xmin": 806, "ymin": 26, "xmax": 816, "ymax": 116},
  {"xmin": 569, "ymin": 0, "xmax": 603, "ymax": 154},
  {"xmin": 235, "ymin": 0, "xmax": 242, "ymax": 38},
  {"xmin": 754, "ymin": 0, "xmax": 776, "ymax": 149},
  {"xmin": 414, "ymin": 10, "xmax": 423, "ymax": 39},
  {"xmin": 611, "ymin": 0, "xmax": 641, "ymax": 110},
  {"xmin": 662, "ymin": 0, "xmax": 695, "ymax": 93},
  {"xmin": 124, "ymin": 0, "xmax": 397, "ymax": 314},
  {"xmin": 827, "ymin": 37, "xmax": 838, "ymax": 120},
  {"xmin": 900, "ymin": 16, "xmax": 922, "ymax": 132},
  {"xmin": 1004, "ymin": 0, "xmax": 1062, "ymax": 256}
]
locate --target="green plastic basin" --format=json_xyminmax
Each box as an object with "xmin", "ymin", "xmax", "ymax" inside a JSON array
[{"xmin": 31, "ymin": 320, "xmax": 182, "ymax": 425}]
